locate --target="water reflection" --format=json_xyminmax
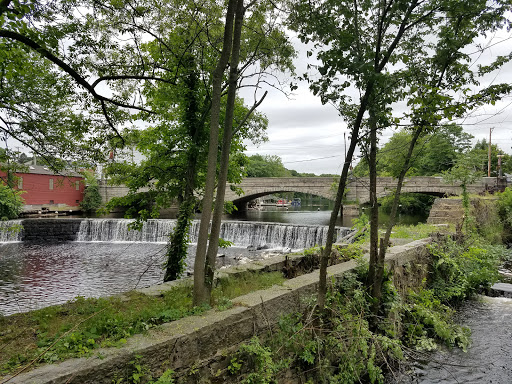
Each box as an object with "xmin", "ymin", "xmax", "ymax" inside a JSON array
[
  {"xmin": 0, "ymin": 242, "xmax": 268, "ymax": 316},
  {"xmin": 228, "ymin": 205, "xmax": 428, "ymax": 228},
  {"xmin": 229, "ymin": 206, "xmax": 353, "ymax": 227}
]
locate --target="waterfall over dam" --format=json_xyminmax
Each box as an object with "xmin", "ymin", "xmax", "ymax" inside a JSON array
[
  {"xmin": 77, "ymin": 219, "xmax": 351, "ymax": 250},
  {"xmin": 0, "ymin": 220, "xmax": 23, "ymax": 242}
]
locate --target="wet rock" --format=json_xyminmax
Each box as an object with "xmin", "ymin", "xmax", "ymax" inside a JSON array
[{"xmin": 490, "ymin": 283, "xmax": 512, "ymax": 298}]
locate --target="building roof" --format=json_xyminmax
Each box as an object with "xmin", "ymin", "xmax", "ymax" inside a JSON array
[{"xmin": 21, "ymin": 164, "xmax": 84, "ymax": 177}]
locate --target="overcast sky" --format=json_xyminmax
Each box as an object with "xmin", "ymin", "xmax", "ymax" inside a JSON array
[{"xmin": 243, "ymin": 28, "xmax": 512, "ymax": 175}]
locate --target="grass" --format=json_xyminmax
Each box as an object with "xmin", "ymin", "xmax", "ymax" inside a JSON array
[
  {"xmin": 388, "ymin": 223, "xmax": 453, "ymax": 240},
  {"xmin": 0, "ymin": 271, "xmax": 284, "ymax": 377}
]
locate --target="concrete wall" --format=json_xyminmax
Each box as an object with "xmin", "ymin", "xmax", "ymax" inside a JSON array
[{"xmin": 8, "ymin": 238, "xmax": 433, "ymax": 384}]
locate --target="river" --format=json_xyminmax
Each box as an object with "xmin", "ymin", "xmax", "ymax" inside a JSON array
[
  {"xmin": 2, "ymin": 206, "xmax": 510, "ymax": 383},
  {"xmin": 0, "ymin": 209, "xmax": 351, "ymax": 316},
  {"xmin": 0, "ymin": 205, "xmax": 426, "ymax": 315},
  {"xmin": 389, "ymin": 296, "xmax": 512, "ymax": 383},
  {"xmin": 227, "ymin": 204, "xmax": 428, "ymax": 227}
]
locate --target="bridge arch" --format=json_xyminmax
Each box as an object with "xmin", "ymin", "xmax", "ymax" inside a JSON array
[
  {"xmin": 231, "ymin": 188, "xmax": 335, "ymax": 209},
  {"xmin": 357, "ymin": 189, "xmax": 454, "ymax": 205},
  {"xmin": 224, "ymin": 176, "xmax": 503, "ymax": 210}
]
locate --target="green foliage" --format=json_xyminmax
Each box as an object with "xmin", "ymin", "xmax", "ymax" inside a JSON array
[
  {"xmin": 379, "ymin": 193, "xmax": 435, "ymax": 216},
  {"xmin": 231, "ymin": 232, "xmax": 503, "ymax": 382},
  {"xmin": 0, "ymin": 182, "xmax": 24, "ymax": 220},
  {"xmin": 469, "ymin": 139, "xmax": 512, "ymax": 176},
  {"xmin": 443, "ymin": 152, "xmax": 483, "ymax": 233},
  {"xmin": 353, "ymin": 125, "xmax": 472, "ymax": 177},
  {"xmin": 350, "ymin": 213, "xmax": 370, "ymax": 243},
  {"xmin": 230, "ymin": 272, "xmax": 403, "ymax": 384},
  {"xmin": 164, "ymin": 199, "xmax": 194, "ymax": 281},
  {"xmin": 402, "ymin": 289, "xmax": 470, "ymax": 352},
  {"xmin": 497, "ymin": 187, "xmax": 512, "ymax": 240},
  {"xmin": 389, "ymin": 223, "xmax": 447, "ymax": 240},
  {"xmin": 80, "ymin": 171, "xmax": 102, "ymax": 213},
  {"xmin": 149, "ymin": 370, "xmax": 175, "ymax": 384},
  {"xmin": 442, "ymin": 152, "xmax": 481, "ymax": 189},
  {"xmin": 245, "ymin": 154, "xmax": 291, "ymax": 177},
  {"xmin": 236, "ymin": 337, "xmax": 278, "ymax": 384},
  {"xmin": 428, "ymin": 238, "xmax": 500, "ymax": 303},
  {"xmin": 106, "ymin": 193, "xmax": 159, "ymax": 224},
  {"xmin": 80, "ymin": 185, "xmax": 102, "ymax": 213},
  {"xmin": 471, "ymin": 198, "xmax": 503, "ymax": 244},
  {"xmin": 0, "ymin": 272, "xmax": 284, "ymax": 376},
  {"xmin": 112, "ymin": 358, "xmax": 175, "ymax": 384},
  {"xmin": 0, "ymin": 40, "xmax": 110, "ymax": 167},
  {"xmin": 218, "ymin": 237, "xmax": 234, "ymax": 249}
]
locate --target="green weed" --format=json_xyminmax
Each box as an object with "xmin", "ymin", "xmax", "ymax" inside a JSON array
[{"xmin": 0, "ymin": 272, "xmax": 284, "ymax": 376}]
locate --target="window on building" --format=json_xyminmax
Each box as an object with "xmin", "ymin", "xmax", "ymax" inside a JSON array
[
  {"xmin": 18, "ymin": 177, "xmax": 23, "ymax": 189},
  {"xmin": 49, "ymin": 178, "xmax": 54, "ymax": 190},
  {"xmin": 50, "ymin": 200, "xmax": 54, "ymax": 204},
  {"xmin": 75, "ymin": 181, "xmax": 80, "ymax": 191},
  {"xmin": 76, "ymin": 200, "xmax": 80, "ymax": 204}
]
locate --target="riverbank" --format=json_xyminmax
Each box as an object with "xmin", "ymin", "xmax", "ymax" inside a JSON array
[
  {"xmin": 1, "ymin": 203, "xmax": 506, "ymax": 383},
  {"xmin": 1, "ymin": 229, "xmax": 440, "ymax": 383}
]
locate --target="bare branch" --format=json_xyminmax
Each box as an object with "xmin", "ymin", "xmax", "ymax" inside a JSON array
[{"xmin": 233, "ymin": 91, "xmax": 268, "ymax": 136}]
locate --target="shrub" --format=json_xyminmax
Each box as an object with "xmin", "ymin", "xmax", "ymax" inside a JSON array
[
  {"xmin": 0, "ymin": 183, "xmax": 24, "ymax": 220},
  {"xmin": 428, "ymin": 237, "xmax": 500, "ymax": 302},
  {"xmin": 80, "ymin": 171, "xmax": 102, "ymax": 213},
  {"xmin": 379, "ymin": 193, "xmax": 436, "ymax": 215},
  {"xmin": 497, "ymin": 187, "xmax": 512, "ymax": 241}
]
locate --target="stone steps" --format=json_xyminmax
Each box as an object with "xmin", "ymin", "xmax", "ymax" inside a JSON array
[{"xmin": 427, "ymin": 198, "xmax": 463, "ymax": 225}]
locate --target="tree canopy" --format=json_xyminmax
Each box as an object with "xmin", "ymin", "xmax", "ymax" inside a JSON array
[
  {"xmin": 353, "ymin": 127, "xmax": 512, "ymax": 178},
  {"xmin": 245, "ymin": 154, "xmax": 291, "ymax": 177},
  {"xmin": 353, "ymin": 124, "xmax": 473, "ymax": 177}
]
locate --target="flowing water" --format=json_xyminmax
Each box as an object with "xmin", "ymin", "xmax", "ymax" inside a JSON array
[
  {"xmin": 0, "ymin": 218, "xmax": 350, "ymax": 316},
  {"xmin": 390, "ymin": 296, "xmax": 512, "ymax": 383}
]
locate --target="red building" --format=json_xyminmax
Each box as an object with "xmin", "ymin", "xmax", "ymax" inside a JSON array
[{"xmin": 1, "ymin": 165, "xmax": 85, "ymax": 211}]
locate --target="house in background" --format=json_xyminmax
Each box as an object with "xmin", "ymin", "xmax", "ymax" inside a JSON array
[{"xmin": 0, "ymin": 164, "xmax": 85, "ymax": 212}]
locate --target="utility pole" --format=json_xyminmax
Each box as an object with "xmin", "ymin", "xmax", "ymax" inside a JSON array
[
  {"xmin": 488, "ymin": 127, "xmax": 494, "ymax": 177},
  {"xmin": 497, "ymin": 153, "xmax": 503, "ymax": 177}
]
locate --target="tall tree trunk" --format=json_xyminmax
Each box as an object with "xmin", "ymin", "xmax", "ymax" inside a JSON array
[
  {"xmin": 372, "ymin": 126, "xmax": 423, "ymax": 297},
  {"xmin": 317, "ymin": 83, "xmax": 373, "ymax": 310},
  {"xmin": 203, "ymin": 0, "xmax": 245, "ymax": 301},
  {"xmin": 316, "ymin": 0, "xmax": 419, "ymax": 311},
  {"xmin": 367, "ymin": 109, "xmax": 379, "ymax": 309},
  {"xmin": 164, "ymin": 55, "xmax": 203, "ymax": 282},
  {"xmin": 370, "ymin": 43, "xmax": 454, "ymax": 306},
  {"xmin": 193, "ymin": 0, "xmax": 237, "ymax": 306}
]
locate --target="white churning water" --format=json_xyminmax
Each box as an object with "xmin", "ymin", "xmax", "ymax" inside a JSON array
[
  {"xmin": 0, "ymin": 220, "xmax": 23, "ymax": 242},
  {"xmin": 76, "ymin": 219, "xmax": 351, "ymax": 250}
]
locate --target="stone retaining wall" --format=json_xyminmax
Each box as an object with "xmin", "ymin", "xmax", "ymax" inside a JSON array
[
  {"xmin": 7, "ymin": 238, "xmax": 432, "ymax": 384},
  {"xmin": 21, "ymin": 219, "xmax": 83, "ymax": 242}
]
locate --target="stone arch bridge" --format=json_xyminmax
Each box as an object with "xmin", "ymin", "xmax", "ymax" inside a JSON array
[
  {"xmin": 99, "ymin": 176, "xmax": 506, "ymax": 210},
  {"xmin": 224, "ymin": 176, "xmax": 506, "ymax": 210}
]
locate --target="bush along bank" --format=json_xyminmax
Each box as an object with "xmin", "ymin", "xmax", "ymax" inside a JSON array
[{"xmin": 225, "ymin": 236, "xmax": 505, "ymax": 383}]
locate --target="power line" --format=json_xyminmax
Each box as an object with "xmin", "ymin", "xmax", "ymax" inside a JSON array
[{"xmin": 283, "ymin": 154, "xmax": 342, "ymax": 164}]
